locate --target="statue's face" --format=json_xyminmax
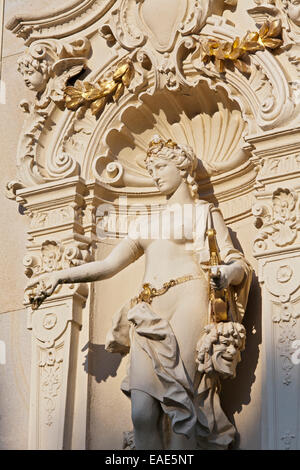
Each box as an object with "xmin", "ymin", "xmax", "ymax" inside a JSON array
[
  {"xmin": 211, "ymin": 335, "xmax": 241, "ymax": 378},
  {"xmin": 288, "ymin": 0, "xmax": 300, "ymax": 26},
  {"xmin": 147, "ymin": 156, "xmax": 183, "ymax": 196},
  {"xmin": 22, "ymin": 63, "xmax": 47, "ymax": 93}
]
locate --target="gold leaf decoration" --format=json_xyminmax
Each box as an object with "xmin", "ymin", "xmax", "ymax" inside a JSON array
[
  {"xmin": 200, "ymin": 20, "xmax": 283, "ymax": 74},
  {"xmin": 64, "ymin": 60, "xmax": 133, "ymax": 115}
]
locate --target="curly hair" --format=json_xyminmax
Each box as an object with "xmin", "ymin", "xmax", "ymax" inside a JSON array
[
  {"xmin": 145, "ymin": 137, "xmax": 200, "ymax": 200},
  {"xmin": 17, "ymin": 54, "xmax": 49, "ymax": 79},
  {"xmin": 196, "ymin": 321, "xmax": 246, "ymax": 377}
]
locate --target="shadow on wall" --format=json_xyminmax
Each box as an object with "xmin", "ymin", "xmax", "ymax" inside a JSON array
[
  {"xmin": 82, "ymin": 343, "xmax": 122, "ymax": 383},
  {"xmin": 220, "ymin": 269, "xmax": 262, "ymax": 450}
]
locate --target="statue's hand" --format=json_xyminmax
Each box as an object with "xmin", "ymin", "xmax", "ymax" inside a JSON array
[
  {"xmin": 210, "ymin": 265, "xmax": 234, "ymax": 291},
  {"xmin": 26, "ymin": 272, "xmax": 61, "ymax": 309}
]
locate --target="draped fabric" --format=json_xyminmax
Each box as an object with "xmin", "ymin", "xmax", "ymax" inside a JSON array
[
  {"xmin": 121, "ymin": 302, "xmax": 236, "ymax": 449},
  {"xmin": 196, "ymin": 375, "xmax": 236, "ymax": 449},
  {"xmin": 105, "ymin": 201, "xmax": 252, "ymax": 449}
]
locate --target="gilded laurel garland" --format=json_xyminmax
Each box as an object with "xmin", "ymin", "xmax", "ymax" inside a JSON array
[
  {"xmin": 200, "ymin": 19, "xmax": 283, "ymax": 74},
  {"xmin": 64, "ymin": 60, "xmax": 134, "ymax": 115}
]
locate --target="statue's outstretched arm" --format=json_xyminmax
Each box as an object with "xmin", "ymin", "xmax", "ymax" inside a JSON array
[
  {"xmin": 60, "ymin": 237, "xmax": 142, "ymax": 284},
  {"xmin": 27, "ymin": 237, "xmax": 143, "ymax": 306}
]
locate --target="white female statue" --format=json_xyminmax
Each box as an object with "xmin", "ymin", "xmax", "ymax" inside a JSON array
[{"xmin": 28, "ymin": 136, "xmax": 252, "ymax": 450}]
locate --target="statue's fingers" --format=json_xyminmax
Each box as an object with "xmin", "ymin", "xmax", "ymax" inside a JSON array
[
  {"xmin": 210, "ymin": 280, "xmax": 220, "ymax": 290},
  {"xmin": 211, "ymin": 266, "xmax": 221, "ymax": 278},
  {"xmin": 47, "ymin": 285, "xmax": 56, "ymax": 296},
  {"xmin": 218, "ymin": 277, "xmax": 228, "ymax": 289},
  {"xmin": 27, "ymin": 278, "xmax": 40, "ymax": 289},
  {"xmin": 29, "ymin": 292, "xmax": 46, "ymax": 310},
  {"xmin": 40, "ymin": 289, "xmax": 50, "ymax": 298}
]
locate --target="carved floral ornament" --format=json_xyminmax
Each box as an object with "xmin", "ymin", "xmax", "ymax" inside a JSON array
[
  {"xmin": 17, "ymin": 37, "xmax": 91, "ymax": 109},
  {"xmin": 61, "ymin": 18, "xmax": 284, "ymax": 117},
  {"xmin": 259, "ymin": 253, "xmax": 300, "ymax": 388},
  {"xmin": 23, "ymin": 240, "xmax": 93, "ymax": 279},
  {"xmin": 5, "ymin": 0, "xmax": 298, "ymax": 199},
  {"xmin": 253, "ymin": 188, "xmax": 300, "ymax": 252},
  {"xmin": 248, "ymin": 0, "xmax": 300, "ymax": 34},
  {"xmin": 39, "ymin": 347, "xmax": 63, "ymax": 427}
]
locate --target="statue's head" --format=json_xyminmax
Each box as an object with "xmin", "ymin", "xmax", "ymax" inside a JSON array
[
  {"xmin": 145, "ymin": 135, "xmax": 199, "ymax": 199},
  {"xmin": 196, "ymin": 322, "xmax": 246, "ymax": 379},
  {"xmin": 17, "ymin": 51, "xmax": 50, "ymax": 93},
  {"xmin": 283, "ymin": 0, "xmax": 300, "ymax": 27}
]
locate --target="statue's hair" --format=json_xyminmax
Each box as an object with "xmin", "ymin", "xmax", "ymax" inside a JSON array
[
  {"xmin": 145, "ymin": 138, "xmax": 200, "ymax": 200},
  {"xmin": 17, "ymin": 54, "xmax": 49, "ymax": 78},
  {"xmin": 196, "ymin": 322, "xmax": 246, "ymax": 376}
]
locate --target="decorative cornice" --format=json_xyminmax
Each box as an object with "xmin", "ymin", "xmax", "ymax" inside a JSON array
[{"xmin": 6, "ymin": 0, "xmax": 116, "ymax": 45}]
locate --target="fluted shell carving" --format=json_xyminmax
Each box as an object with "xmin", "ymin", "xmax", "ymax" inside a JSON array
[{"xmin": 93, "ymin": 85, "xmax": 248, "ymax": 185}]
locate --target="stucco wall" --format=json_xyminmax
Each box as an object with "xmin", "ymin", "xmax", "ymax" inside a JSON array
[
  {"xmin": 0, "ymin": 0, "xmax": 73, "ymax": 450},
  {"xmin": 1, "ymin": 0, "xmax": 299, "ymax": 451}
]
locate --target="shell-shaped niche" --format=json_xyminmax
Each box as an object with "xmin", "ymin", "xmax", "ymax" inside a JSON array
[{"xmin": 92, "ymin": 83, "xmax": 248, "ymax": 186}]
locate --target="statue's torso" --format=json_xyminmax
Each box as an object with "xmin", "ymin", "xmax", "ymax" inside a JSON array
[
  {"xmin": 129, "ymin": 200, "xmax": 211, "ymax": 287},
  {"xmin": 126, "ymin": 201, "xmax": 212, "ymax": 379}
]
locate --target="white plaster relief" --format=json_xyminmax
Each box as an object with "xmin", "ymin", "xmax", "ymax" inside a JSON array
[
  {"xmin": 6, "ymin": 0, "xmax": 116, "ymax": 44},
  {"xmin": 3, "ymin": 0, "xmax": 300, "ymax": 451},
  {"xmin": 253, "ymin": 188, "xmax": 299, "ymax": 252}
]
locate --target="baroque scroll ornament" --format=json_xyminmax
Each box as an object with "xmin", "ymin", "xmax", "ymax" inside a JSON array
[
  {"xmin": 7, "ymin": 0, "xmax": 296, "ymax": 197},
  {"xmin": 94, "ymin": 0, "xmax": 294, "ymax": 133},
  {"xmin": 24, "ymin": 240, "xmax": 93, "ymax": 279},
  {"xmin": 6, "ymin": 37, "xmax": 91, "ymax": 193},
  {"xmin": 98, "ymin": 0, "xmax": 238, "ymax": 91},
  {"xmin": 253, "ymin": 188, "xmax": 299, "ymax": 251}
]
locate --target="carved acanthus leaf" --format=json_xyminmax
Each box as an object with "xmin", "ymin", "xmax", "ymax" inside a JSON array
[
  {"xmin": 23, "ymin": 240, "xmax": 93, "ymax": 279},
  {"xmin": 39, "ymin": 347, "xmax": 63, "ymax": 427},
  {"xmin": 253, "ymin": 188, "xmax": 299, "ymax": 252},
  {"xmin": 5, "ymin": 180, "xmax": 25, "ymax": 200}
]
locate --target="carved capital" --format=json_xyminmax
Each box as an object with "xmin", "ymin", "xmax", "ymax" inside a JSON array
[{"xmin": 23, "ymin": 240, "xmax": 93, "ymax": 280}]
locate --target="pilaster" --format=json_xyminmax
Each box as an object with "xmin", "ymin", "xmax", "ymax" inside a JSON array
[
  {"xmin": 17, "ymin": 176, "xmax": 94, "ymax": 449},
  {"xmin": 249, "ymin": 128, "xmax": 300, "ymax": 450}
]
